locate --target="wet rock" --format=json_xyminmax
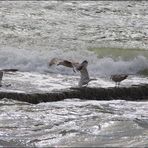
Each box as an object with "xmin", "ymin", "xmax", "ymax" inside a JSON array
[{"xmin": 0, "ymin": 84, "xmax": 148, "ymax": 104}]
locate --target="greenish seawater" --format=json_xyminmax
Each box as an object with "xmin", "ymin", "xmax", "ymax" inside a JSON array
[{"xmin": 89, "ymin": 48, "xmax": 148, "ymax": 60}]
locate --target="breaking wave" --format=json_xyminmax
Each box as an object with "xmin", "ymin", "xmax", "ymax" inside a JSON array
[{"xmin": 0, "ymin": 47, "xmax": 148, "ymax": 77}]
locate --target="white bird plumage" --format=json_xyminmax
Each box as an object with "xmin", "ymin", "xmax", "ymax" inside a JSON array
[{"xmin": 76, "ymin": 60, "xmax": 97, "ymax": 87}]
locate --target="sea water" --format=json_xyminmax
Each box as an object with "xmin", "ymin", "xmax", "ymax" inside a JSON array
[{"xmin": 0, "ymin": 1, "xmax": 148, "ymax": 147}]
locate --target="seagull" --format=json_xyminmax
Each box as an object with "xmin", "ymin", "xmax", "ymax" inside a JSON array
[
  {"xmin": 49, "ymin": 58, "xmax": 79, "ymax": 72},
  {"xmin": 49, "ymin": 58, "xmax": 96, "ymax": 87},
  {"xmin": 110, "ymin": 74, "xmax": 128, "ymax": 87},
  {"xmin": 76, "ymin": 60, "xmax": 97, "ymax": 87}
]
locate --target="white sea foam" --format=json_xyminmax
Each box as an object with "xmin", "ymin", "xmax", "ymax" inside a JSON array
[{"xmin": 0, "ymin": 47, "xmax": 148, "ymax": 76}]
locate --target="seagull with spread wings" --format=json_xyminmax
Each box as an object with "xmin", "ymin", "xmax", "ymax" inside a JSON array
[
  {"xmin": 49, "ymin": 58, "xmax": 97, "ymax": 87},
  {"xmin": 49, "ymin": 58, "xmax": 79, "ymax": 72}
]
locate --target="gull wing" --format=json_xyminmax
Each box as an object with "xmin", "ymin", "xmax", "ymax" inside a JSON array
[{"xmin": 48, "ymin": 58, "xmax": 63, "ymax": 66}]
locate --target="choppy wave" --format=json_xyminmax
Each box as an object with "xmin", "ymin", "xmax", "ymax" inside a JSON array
[
  {"xmin": 0, "ymin": 1, "xmax": 148, "ymax": 50},
  {"xmin": 0, "ymin": 2, "xmax": 148, "ymax": 147},
  {"xmin": 0, "ymin": 98, "xmax": 148, "ymax": 147},
  {"xmin": 0, "ymin": 1, "xmax": 148, "ymax": 76},
  {"xmin": 0, "ymin": 47, "xmax": 148, "ymax": 76}
]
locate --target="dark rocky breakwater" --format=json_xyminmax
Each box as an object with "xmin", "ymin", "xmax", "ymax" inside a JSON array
[{"xmin": 0, "ymin": 84, "xmax": 148, "ymax": 104}]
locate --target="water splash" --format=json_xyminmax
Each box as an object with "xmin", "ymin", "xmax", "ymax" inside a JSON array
[{"xmin": 0, "ymin": 47, "xmax": 148, "ymax": 76}]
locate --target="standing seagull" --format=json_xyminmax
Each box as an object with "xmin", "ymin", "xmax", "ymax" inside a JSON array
[
  {"xmin": 110, "ymin": 74, "xmax": 128, "ymax": 87},
  {"xmin": 49, "ymin": 58, "xmax": 79, "ymax": 72},
  {"xmin": 76, "ymin": 60, "xmax": 97, "ymax": 87}
]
